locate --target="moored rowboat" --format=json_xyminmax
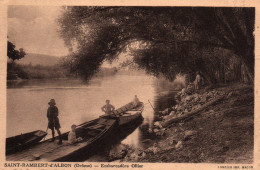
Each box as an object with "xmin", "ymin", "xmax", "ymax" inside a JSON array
[
  {"xmin": 6, "ymin": 130, "xmax": 47, "ymax": 155},
  {"xmin": 6, "ymin": 101, "xmax": 144, "ymax": 161},
  {"xmin": 6, "ymin": 118, "xmax": 116, "ymax": 161}
]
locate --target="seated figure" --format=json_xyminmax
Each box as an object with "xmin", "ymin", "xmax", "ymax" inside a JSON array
[
  {"xmin": 68, "ymin": 124, "xmax": 83, "ymax": 144},
  {"xmin": 133, "ymin": 95, "xmax": 140, "ymax": 107}
]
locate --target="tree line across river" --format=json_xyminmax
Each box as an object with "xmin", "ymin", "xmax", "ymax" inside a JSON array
[{"xmin": 7, "ymin": 41, "xmax": 118, "ymax": 80}]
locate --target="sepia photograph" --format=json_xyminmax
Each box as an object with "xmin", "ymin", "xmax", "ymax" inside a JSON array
[{"xmin": 4, "ymin": 4, "xmax": 255, "ymax": 165}]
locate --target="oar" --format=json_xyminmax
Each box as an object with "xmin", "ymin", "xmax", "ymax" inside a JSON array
[
  {"xmin": 43, "ymin": 126, "xmax": 48, "ymax": 140},
  {"xmin": 148, "ymin": 100, "xmax": 155, "ymax": 111}
]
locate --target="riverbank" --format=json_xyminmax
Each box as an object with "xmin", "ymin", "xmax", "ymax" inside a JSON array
[{"xmin": 109, "ymin": 83, "xmax": 254, "ymax": 163}]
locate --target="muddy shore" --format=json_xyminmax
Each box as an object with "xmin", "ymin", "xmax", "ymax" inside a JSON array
[{"xmin": 109, "ymin": 83, "xmax": 254, "ymax": 163}]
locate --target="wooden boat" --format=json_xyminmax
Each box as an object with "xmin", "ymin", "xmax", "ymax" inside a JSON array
[
  {"xmin": 6, "ymin": 130, "xmax": 47, "ymax": 155},
  {"xmin": 6, "ymin": 117, "xmax": 116, "ymax": 161},
  {"xmin": 101, "ymin": 101, "xmax": 144, "ymax": 126},
  {"xmin": 6, "ymin": 101, "xmax": 144, "ymax": 162}
]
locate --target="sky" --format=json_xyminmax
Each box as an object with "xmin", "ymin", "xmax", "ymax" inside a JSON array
[
  {"xmin": 7, "ymin": 5, "xmax": 132, "ymax": 68},
  {"xmin": 8, "ymin": 6, "xmax": 69, "ymax": 57}
]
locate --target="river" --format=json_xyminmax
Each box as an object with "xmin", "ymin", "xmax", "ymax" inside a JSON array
[{"xmin": 7, "ymin": 74, "xmax": 178, "ymax": 161}]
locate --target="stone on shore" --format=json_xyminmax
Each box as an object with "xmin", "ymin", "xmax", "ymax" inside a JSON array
[{"xmin": 175, "ymin": 141, "xmax": 183, "ymax": 150}]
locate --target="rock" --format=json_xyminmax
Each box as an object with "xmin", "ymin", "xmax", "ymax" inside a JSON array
[
  {"xmin": 184, "ymin": 130, "xmax": 197, "ymax": 136},
  {"xmin": 135, "ymin": 149, "xmax": 143, "ymax": 156},
  {"xmin": 161, "ymin": 110, "xmax": 168, "ymax": 115},
  {"xmin": 147, "ymin": 144, "xmax": 160, "ymax": 154},
  {"xmin": 109, "ymin": 150, "xmax": 128, "ymax": 161},
  {"xmin": 196, "ymin": 104, "xmax": 202, "ymax": 109},
  {"xmin": 212, "ymin": 90, "xmax": 217, "ymax": 94},
  {"xmin": 32, "ymin": 154, "xmax": 41, "ymax": 160},
  {"xmin": 179, "ymin": 123, "xmax": 184, "ymax": 126},
  {"xmin": 227, "ymin": 92, "xmax": 233, "ymax": 98},
  {"xmin": 163, "ymin": 115, "xmax": 174, "ymax": 121},
  {"xmin": 177, "ymin": 105, "xmax": 185, "ymax": 111},
  {"xmin": 175, "ymin": 141, "xmax": 183, "ymax": 150},
  {"xmin": 184, "ymin": 95, "xmax": 192, "ymax": 102},
  {"xmin": 177, "ymin": 112, "xmax": 183, "ymax": 117},
  {"xmin": 183, "ymin": 130, "xmax": 197, "ymax": 141},
  {"xmin": 193, "ymin": 93, "xmax": 199, "ymax": 98},
  {"xmin": 181, "ymin": 88, "xmax": 186, "ymax": 95},
  {"xmin": 140, "ymin": 152, "xmax": 146, "ymax": 158},
  {"xmin": 170, "ymin": 139, "xmax": 178, "ymax": 145},
  {"xmin": 153, "ymin": 128, "xmax": 160, "ymax": 133},
  {"xmin": 169, "ymin": 111, "xmax": 176, "ymax": 116},
  {"xmin": 154, "ymin": 121, "xmax": 163, "ymax": 129},
  {"xmin": 201, "ymin": 95, "xmax": 210, "ymax": 103},
  {"xmin": 156, "ymin": 115, "xmax": 164, "ymax": 121},
  {"xmin": 225, "ymin": 140, "xmax": 231, "ymax": 146},
  {"xmin": 155, "ymin": 128, "xmax": 166, "ymax": 136},
  {"xmin": 208, "ymin": 91, "xmax": 214, "ymax": 97},
  {"xmin": 159, "ymin": 108, "xmax": 172, "ymax": 116},
  {"xmin": 129, "ymin": 152, "xmax": 139, "ymax": 161},
  {"xmin": 108, "ymin": 144, "xmax": 129, "ymax": 161},
  {"xmin": 209, "ymin": 109, "xmax": 214, "ymax": 114},
  {"xmin": 148, "ymin": 128, "xmax": 153, "ymax": 133}
]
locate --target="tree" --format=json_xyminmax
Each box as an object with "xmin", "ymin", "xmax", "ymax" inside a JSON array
[
  {"xmin": 7, "ymin": 41, "xmax": 26, "ymax": 61},
  {"xmin": 58, "ymin": 7, "xmax": 254, "ymax": 83}
]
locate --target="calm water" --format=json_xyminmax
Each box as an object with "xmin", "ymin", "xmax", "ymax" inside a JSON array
[{"xmin": 7, "ymin": 75, "xmax": 177, "ymax": 160}]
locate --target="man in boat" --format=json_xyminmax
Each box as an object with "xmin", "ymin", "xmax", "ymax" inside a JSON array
[
  {"xmin": 47, "ymin": 99, "xmax": 62, "ymax": 145},
  {"xmin": 68, "ymin": 124, "xmax": 83, "ymax": 144},
  {"xmin": 133, "ymin": 95, "xmax": 140, "ymax": 107},
  {"xmin": 101, "ymin": 100, "xmax": 115, "ymax": 115}
]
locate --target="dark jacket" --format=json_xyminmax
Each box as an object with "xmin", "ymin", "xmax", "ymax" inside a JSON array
[
  {"xmin": 47, "ymin": 106, "xmax": 59, "ymax": 120},
  {"xmin": 47, "ymin": 106, "xmax": 61, "ymax": 129}
]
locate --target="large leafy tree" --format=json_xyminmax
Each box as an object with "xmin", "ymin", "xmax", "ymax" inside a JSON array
[
  {"xmin": 7, "ymin": 41, "xmax": 26, "ymax": 61},
  {"xmin": 58, "ymin": 7, "xmax": 254, "ymax": 83}
]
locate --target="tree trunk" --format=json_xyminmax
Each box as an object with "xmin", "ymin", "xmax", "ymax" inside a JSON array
[
  {"xmin": 161, "ymin": 95, "xmax": 225, "ymax": 128},
  {"xmin": 242, "ymin": 60, "xmax": 254, "ymax": 84},
  {"xmin": 235, "ymin": 51, "xmax": 254, "ymax": 84}
]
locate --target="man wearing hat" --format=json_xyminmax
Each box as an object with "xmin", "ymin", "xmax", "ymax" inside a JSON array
[{"xmin": 47, "ymin": 99, "xmax": 62, "ymax": 144}]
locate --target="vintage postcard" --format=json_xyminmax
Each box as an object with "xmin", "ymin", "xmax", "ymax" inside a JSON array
[{"xmin": 0, "ymin": 0, "xmax": 259, "ymax": 169}]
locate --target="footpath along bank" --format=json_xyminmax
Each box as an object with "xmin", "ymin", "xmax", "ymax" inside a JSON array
[{"xmin": 109, "ymin": 83, "xmax": 254, "ymax": 163}]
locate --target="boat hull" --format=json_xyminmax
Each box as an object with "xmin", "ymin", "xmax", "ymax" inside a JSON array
[
  {"xmin": 118, "ymin": 112, "xmax": 143, "ymax": 126},
  {"xmin": 6, "ymin": 101, "xmax": 144, "ymax": 161},
  {"xmin": 6, "ymin": 118, "xmax": 116, "ymax": 162},
  {"xmin": 6, "ymin": 130, "xmax": 47, "ymax": 155}
]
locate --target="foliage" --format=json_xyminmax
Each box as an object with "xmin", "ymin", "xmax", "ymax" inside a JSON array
[
  {"xmin": 58, "ymin": 7, "xmax": 254, "ymax": 83},
  {"xmin": 8, "ymin": 41, "xmax": 26, "ymax": 61},
  {"xmin": 7, "ymin": 62, "xmax": 67, "ymax": 80},
  {"xmin": 21, "ymin": 64, "xmax": 67, "ymax": 79},
  {"xmin": 7, "ymin": 62, "xmax": 29, "ymax": 80}
]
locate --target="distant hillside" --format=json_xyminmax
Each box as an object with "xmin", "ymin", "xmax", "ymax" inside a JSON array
[{"xmin": 16, "ymin": 53, "xmax": 60, "ymax": 66}]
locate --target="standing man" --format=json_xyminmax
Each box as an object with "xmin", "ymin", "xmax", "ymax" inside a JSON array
[
  {"xmin": 47, "ymin": 99, "xmax": 62, "ymax": 145},
  {"xmin": 101, "ymin": 100, "xmax": 115, "ymax": 115},
  {"xmin": 194, "ymin": 71, "xmax": 202, "ymax": 90}
]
